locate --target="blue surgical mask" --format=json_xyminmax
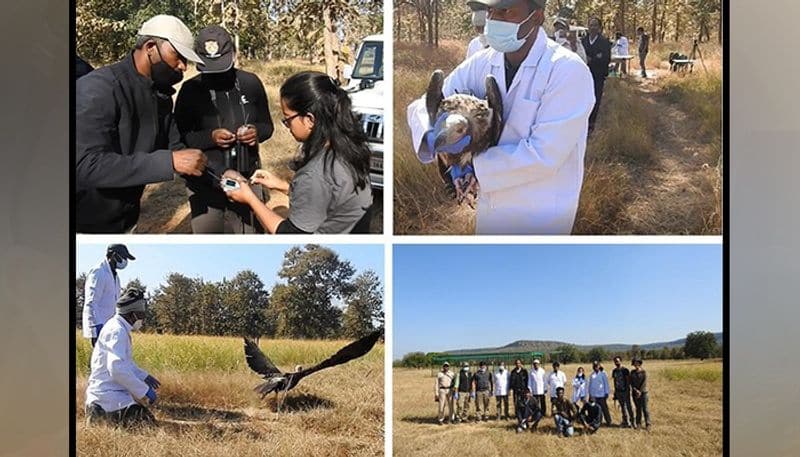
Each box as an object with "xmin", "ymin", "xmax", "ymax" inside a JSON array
[
  {"xmin": 116, "ymin": 258, "xmax": 128, "ymax": 270},
  {"xmin": 484, "ymin": 10, "xmax": 537, "ymax": 53}
]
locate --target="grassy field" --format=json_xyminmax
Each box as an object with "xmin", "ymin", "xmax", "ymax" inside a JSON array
[
  {"xmin": 393, "ymin": 359, "xmax": 722, "ymax": 457},
  {"xmin": 135, "ymin": 59, "xmax": 384, "ymax": 234},
  {"xmin": 76, "ymin": 332, "xmax": 384, "ymax": 456},
  {"xmin": 393, "ymin": 39, "xmax": 722, "ymax": 235}
]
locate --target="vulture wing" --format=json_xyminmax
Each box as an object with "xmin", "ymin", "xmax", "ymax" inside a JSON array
[
  {"xmin": 244, "ymin": 337, "xmax": 282, "ymax": 378},
  {"xmin": 484, "ymin": 74, "xmax": 504, "ymax": 147},
  {"xmin": 286, "ymin": 328, "xmax": 384, "ymax": 390},
  {"xmin": 425, "ymin": 70, "xmax": 446, "ymax": 125}
]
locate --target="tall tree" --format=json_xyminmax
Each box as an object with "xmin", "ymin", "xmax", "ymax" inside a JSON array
[
  {"xmin": 150, "ymin": 273, "xmax": 200, "ymax": 335},
  {"xmin": 342, "ymin": 270, "xmax": 384, "ymax": 338},
  {"xmin": 684, "ymin": 331, "xmax": 718, "ymax": 360},
  {"xmin": 75, "ymin": 273, "xmax": 87, "ymax": 329}
]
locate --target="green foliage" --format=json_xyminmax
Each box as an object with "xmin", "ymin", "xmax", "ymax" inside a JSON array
[
  {"xmin": 342, "ymin": 270, "xmax": 385, "ymax": 338},
  {"xmin": 75, "ymin": 272, "xmax": 87, "ymax": 329},
  {"xmin": 684, "ymin": 331, "xmax": 718, "ymax": 360},
  {"xmin": 554, "ymin": 345, "xmax": 579, "ymax": 364},
  {"xmin": 587, "ymin": 346, "xmax": 609, "ymax": 363},
  {"xmin": 398, "ymin": 352, "xmax": 432, "ymax": 368}
]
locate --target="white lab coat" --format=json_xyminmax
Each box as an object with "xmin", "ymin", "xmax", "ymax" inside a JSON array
[
  {"xmin": 555, "ymin": 31, "xmax": 588, "ymax": 63},
  {"xmin": 81, "ymin": 259, "xmax": 121, "ymax": 338},
  {"xmin": 527, "ymin": 367, "xmax": 547, "ymax": 395},
  {"xmin": 407, "ymin": 28, "xmax": 595, "ymax": 234},
  {"xmin": 494, "ymin": 369, "xmax": 510, "ymax": 396},
  {"xmin": 547, "ymin": 370, "xmax": 567, "ymax": 398},
  {"xmin": 572, "ymin": 375, "xmax": 587, "ymax": 403},
  {"xmin": 587, "ymin": 370, "xmax": 610, "ymax": 399},
  {"xmin": 85, "ymin": 314, "xmax": 151, "ymax": 412},
  {"xmin": 466, "ymin": 36, "xmax": 488, "ymax": 59},
  {"xmin": 614, "ymin": 36, "xmax": 630, "ymax": 56}
]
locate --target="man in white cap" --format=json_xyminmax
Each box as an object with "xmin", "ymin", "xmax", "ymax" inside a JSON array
[
  {"xmin": 82, "ymin": 244, "xmax": 135, "ymax": 347},
  {"xmin": 76, "ymin": 14, "xmax": 209, "ymax": 233},
  {"xmin": 466, "ymin": 9, "xmax": 489, "ymax": 58},
  {"xmin": 407, "ymin": 0, "xmax": 594, "ymax": 234},
  {"xmin": 527, "ymin": 358, "xmax": 548, "ymax": 415},
  {"xmin": 85, "ymin": 288, "xmax": 161, "ymax": 427}
]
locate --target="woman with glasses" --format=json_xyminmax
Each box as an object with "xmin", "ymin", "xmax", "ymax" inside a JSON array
[{"xmin": 224, "ymin": 71, "xmax": 373, "ymax": 234}]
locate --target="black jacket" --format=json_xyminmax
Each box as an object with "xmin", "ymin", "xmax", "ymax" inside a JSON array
[
  {"xmin": 581, "ymin": 34, "xmax": 612, "ymax": 80},
  {"xmin": 175, "ymin": 69, "xmax": 273, "ymax": 191},
  {"xmin": 510, "ymin": 367, "xmax": 528, "ymax": 393},
  {"xmin": 75, "ymin": 52, "xmax": 183, "ymax": 232}
]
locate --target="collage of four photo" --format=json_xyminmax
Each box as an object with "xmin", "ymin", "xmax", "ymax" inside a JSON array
[{"xmin": 73, "ymin": 0, "xmax": 724, "ymax": 455}]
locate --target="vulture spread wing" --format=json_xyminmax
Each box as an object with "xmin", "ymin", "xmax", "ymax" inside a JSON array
[
  {"xmin": 244, "ymin": 337, "xmax": 282, "ymax": 378},
  {"xmin": 425, "ymin": 70, "xmax": 445, "ymax": 125},
  {"xmin": 484, "ymin": 74, "xmax": 504, "ymax": 146},
  {"xmin": 287, "ymin": 328, "xmax": 384, "ymax": 390}
]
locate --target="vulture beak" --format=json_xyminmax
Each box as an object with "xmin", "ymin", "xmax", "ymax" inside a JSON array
[{"xmin": 434, "ymin": 114, "xmax": 469, "ymax": 149}]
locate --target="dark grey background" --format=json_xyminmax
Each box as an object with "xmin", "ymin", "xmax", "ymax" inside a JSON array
[{"xmin": 0, "ymin": 0, "xmax": 798, "ymax": 455}]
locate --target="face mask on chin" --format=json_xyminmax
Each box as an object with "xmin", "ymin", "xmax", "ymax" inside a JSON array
[
  {"xmin": 131, "ymin": 319, "xmax": 143, "ymax": 331},
  {"xmin": 484, "ymin": 9, "xmax": 537, "ymax": 53},
  {"xmin": 148, "ymin": 44, "xmax": 183, "ymax": 90}
]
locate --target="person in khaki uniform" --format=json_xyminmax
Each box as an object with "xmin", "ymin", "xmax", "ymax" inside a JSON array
[
  {"xmin": 434, "ymin": 362, "xmax": 455, "ymax": 425},
  {"xmin": 454, "ymin": 362, "xmax": 474, "ymax": 423},
  {"xmin": 473, "ymin": 361, "xmax": 494, "ymax": 421}
]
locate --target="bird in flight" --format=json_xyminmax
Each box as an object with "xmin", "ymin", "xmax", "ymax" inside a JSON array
[{"xmin": 243, "ymin": 328, "xmax": 383, "ymax": 410}]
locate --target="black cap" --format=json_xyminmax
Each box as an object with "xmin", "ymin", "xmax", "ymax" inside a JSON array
[
  {"xmin": 467, "ymin": 0, "xmax": 546, "ymax": 11},
  {"xmin": 107, "ymin": 244, "xmax": 135, "ymax": 260},
  {"xmin": 195, "ymin": 25, "xmax": 235, "ymax": 73}
]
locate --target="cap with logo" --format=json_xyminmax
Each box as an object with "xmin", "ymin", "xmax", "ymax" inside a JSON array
[
  {"xmin": 138, "ymin": 15, "xmax": 203, "ymax": 64},
  {"xmin": 107, "ymin": 244, "xmax": 135, "ymax": 260},
  {"xmin": 195, "ymin": 25, "xmax": 236, "ymax": 73},
  {"xmin": 467, "ymin": 0, "xmax": 546, "ymax": 11}
]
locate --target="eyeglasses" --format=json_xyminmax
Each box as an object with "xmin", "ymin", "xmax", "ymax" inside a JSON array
[{"xmin": 281, "ymin": 113, "xmax": 303, "ymax": 127}]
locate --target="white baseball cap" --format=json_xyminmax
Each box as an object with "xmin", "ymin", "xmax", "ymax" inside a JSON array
[{"xmin": 138, "ymin": 15, "xmax": 203, "ymax": 64}]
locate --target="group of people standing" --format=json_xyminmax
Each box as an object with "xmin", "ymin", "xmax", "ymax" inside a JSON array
[
  {"xmin": 434, "ymin": 356, "xmax": 651, "ymax": 436},
  {"xmin": 76, "ymin": 14, "xmax": 373, "ymax": 235}
]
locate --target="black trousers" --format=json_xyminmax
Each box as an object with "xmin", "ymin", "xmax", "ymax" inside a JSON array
[
  {"xmin": 639, "ymin": 52, "xmax": 648, "ymax": 76},
  {"xmin": 187, "ymin": 182, "xmax": 265, "ymax": 234},
  {"xmin": 595, "ymin": 396, "xmax": 613, "ymax": 425},
  {"xmin": 616, "ymin": 389, "xmax": 635, "ymax": 424},
  {"xmin": 633, "ymin": 392, "xmax": 651, "ymax": 426},
  {"xmin": 589, "ymin": 76, "xmax": 606, "ymax": 130},
  {"xmin": 533, "ymin": 394, "xmax": 547, "ymax": 416},
  {"xmin": 85, "ymin": 402, "xmax": 156, "ymax": 428}
]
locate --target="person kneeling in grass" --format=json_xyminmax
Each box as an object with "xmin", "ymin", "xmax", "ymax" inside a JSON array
[
  {"xmin": 552, "ymin": 386, "xmax": 577, "ymax": 437},
  {"xmin": 578, "ymin": 396, "xmax": 603, "ymax": 434},
  {"xmin": 84, "ymin": 288, "xmax": 160, "ymax": 428},
  {"xmin": 224, "ymin": 71, "xmax": 373, "ymax": 234},
  {"xmin": 515, "ymin": 388, "xmax": 543, "ymax": 433}
]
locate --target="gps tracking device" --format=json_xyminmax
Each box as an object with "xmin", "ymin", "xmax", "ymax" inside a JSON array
[{"xmin": 221, "ymin": 178, "xmax": 241, "ymax": 191}]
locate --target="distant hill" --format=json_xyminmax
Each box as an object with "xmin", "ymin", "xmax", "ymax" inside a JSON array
[{"xmin": 442, "ymin": 333, "xmax": 723, "ymax": 355}]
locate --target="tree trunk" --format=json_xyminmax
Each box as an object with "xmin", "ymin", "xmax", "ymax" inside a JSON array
[
  {"xmin": 659, "ymin": 2, "xmax": 667, "ymax": 42},
  {"xmin": 427, "ymin": 0, "xmax": 434, "ymax": 47},
  {"xmin": 322, "ymin": 4, "xmax": 336, "ymax": 77},
  {"xmin": 718, "ymin": 9, "xmax": 722, "ymax": 44},
  {"xmin": 675, "ymin": 3, "xmax": 680, "ymax": 41},
  {"xmin": 651, "ymin": 0, "xmax": 657, "ymax": 43},
  {"xmin": 434, "ymin": 0, "xmax": 439, "ymax": 48}
]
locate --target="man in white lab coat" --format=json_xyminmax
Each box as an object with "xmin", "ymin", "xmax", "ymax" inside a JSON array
[
  {"xmin": 407, "ymin": 0, "xmax": 594, "ymax": 234},
  {"xmin": 587, "ymin": 360, "xmax": 612, "ymax": 426},
  {"xmin": 466, "ymin": 10, "xmax": 489, "ymax": 59},
  {"xmin": 82, "ymin": 244, "xmax": 135, "ymax": 346},
  {"xmin": 547, "ymin": 361, "xmax": 567, "ymax": 414},
  {"xmin": 527, "ymin": 358, "xmax": 548, "ymax": 415},
  {"xmin": 493, "ymin": 362, "xmax": 511, "ymax": 419},
  {"xmin": 85, "ymin": 288, "xmax": 161, "ymax": 427}
]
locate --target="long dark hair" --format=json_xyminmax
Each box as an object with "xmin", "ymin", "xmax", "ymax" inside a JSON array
[{"xmin": 280, "ymin": 71, "xmax": 371, "ymax": 191}]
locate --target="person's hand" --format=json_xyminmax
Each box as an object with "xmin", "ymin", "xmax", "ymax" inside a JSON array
[
  {"xmin": 426, "ymin": 112, "xmax": 472, "ymax": 155},
  {"xmin": 211, "ymin": 128, "xmax": 236, "ymax": 148},
  {"xmin": 250, "ymin": 169, "xmax": 286, "ymax": 190},
  {"xmin": 172, "ymin": 149, "xmax": 208, "ymax": 176},
  {"xmin": 434, "ymin": 396, "xmax": 439, "ymax": 402},
  {"xmin": 144, "ymin": 387, "xmax": 157, "ymax": 405},
  {"xmin": 222, "ymin": 169, "xmax": 256, "ymax": 204},
  {"xmin": 453, "ymin": 392, "xmax": 459, "ymax": 400},
  {"xmin": 144, "ymin": 375, "xmax": 160, "ymax": 390},
  {"xmin": 236, "ymin": 124, "xmax": 258, "ymax": 146},
  {"xmin": 470, "ymin": 392, "xmax": 476, "ymax": 399}
]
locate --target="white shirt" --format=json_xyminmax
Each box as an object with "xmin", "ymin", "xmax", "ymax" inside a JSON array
[
  {"xmin": 466, "ymin": 36, "xmax": 488, "ymax": 59},
  {"xmin": 527, "ymin": 366, "xmax": 547, "ymax": 395},
  {"xmin": 494, "ymin": 369, "xmax": 510, "ymax": 395},
  {"xmin": 555, "ymin": 31, "xmax": 588, "ymax": 63},
  {"xmin": 614, "ymin": 36, "xmax": 630, "ymax": 56},
  {"xmin": 85, "ymin": 314, "xmax": 150, "ymax": 412},
  {"xmin": 547, "ymin": 370, "xmax": 567, "ymax": 398},
  {"xmin": 587, "ymin": 370, "xmax": 610, "ymax": 399},
  {"xmin": 407, "ymin": 28, "xmax": 595, "ymax": 234},
  {"xmin": 82, "ymin": 259, "xmax": 121, "ymax": 338},
  {"xmin": 572, "ymin": 375, "xmax": 587, "ymax": 402}
]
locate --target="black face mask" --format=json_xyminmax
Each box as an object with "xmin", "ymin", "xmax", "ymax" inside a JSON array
[{"xmin": 148, "ymin": 45, "xmax": 183, "ymax": 90}]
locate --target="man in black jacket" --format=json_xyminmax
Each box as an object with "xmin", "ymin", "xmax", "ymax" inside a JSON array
[
  {"xmin": 175, "ymin": 25, "xmax": 274, "ymax": 233},
  {"xmin": 581, "ymin": 17, "xmax": 612, "ymax": 133},
  {"xmin": 75, "ymin": 15, "xmax": 208, "ymax": 233},
  {"xmin": 637, "ymin": 27, "xmax": 650, "ymax": 78},
  {"xmin": 611, "ymin": 356, "xmax": 635, "ymax": 428},
  {"xmin": 509, "ymin": 358, "xmax": 528, "ymax": 418}
]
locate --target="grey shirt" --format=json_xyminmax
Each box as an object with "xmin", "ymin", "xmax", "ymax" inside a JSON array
[{"xmin": 288, "ymin": 150, "xmax": 372, "ymax": 233}]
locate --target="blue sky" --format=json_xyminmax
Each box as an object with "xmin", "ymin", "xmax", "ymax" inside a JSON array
[
  {"xmin": 76, "ymin": 243, "xmax": 384, "ymax": 295},
  {"xmin": 393, "ymin": 244, "xmax": 722, "ymax": 359}
]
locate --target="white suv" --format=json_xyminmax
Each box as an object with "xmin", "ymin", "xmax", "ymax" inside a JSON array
[{"xmin": 344, "ymin": 34, "xmax": 384, "ymax": 190}]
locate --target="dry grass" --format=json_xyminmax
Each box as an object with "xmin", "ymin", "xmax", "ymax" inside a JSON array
[
  {"xmin": 76, "ymin": 333, "xmax": 384, "ymax": 456},
  {"xmin": 393, "ymin": 39, "xmax": 722, "ymax": 235},
  {"xmin": 393, "ymin": 359, "xmax": 722, "ymax": 457},
  {"xmin": 136, "ymin": 58, "xmax": 383, "ymax": 234}
]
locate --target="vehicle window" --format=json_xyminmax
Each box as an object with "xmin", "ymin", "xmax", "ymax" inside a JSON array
[{"xmin": 353, "ymin": 42, "xmax": 383, "ymax": 80}]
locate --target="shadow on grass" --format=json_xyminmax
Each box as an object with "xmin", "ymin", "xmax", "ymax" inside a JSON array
[
  {"xmin": 158, "ymin": 419, "xmax": 263, "ymax": 440},
  {"xmin": 157, "ymin": 404, "xmax": 246, "ymax": 422},
  {"xmin": 263, "ymin": 393, "xmax": 335, "ymax": 413}
]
